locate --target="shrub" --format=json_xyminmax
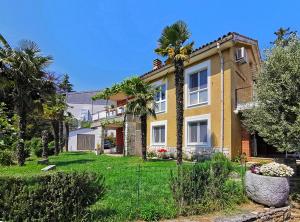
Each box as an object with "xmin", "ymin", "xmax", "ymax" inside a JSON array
[
  {"xmin": 0, "ymin": 150, "xmax": 14, "ymax": 166},
  {"xmin": 147, "ymin": 150, "xmax": 157, "ymax": 158},
  {"xmin": 170, "ymin": 153, "xmax": 246, "ymax": 215},
  {"xmin": 0, "ymin": 171, "xmax": 106, "ymax": 221},
  {"xmin": 140, "ymin": 203, "xmax": 162, "ymax": 221},
  {"xmin": 25, "ymin": 137, "xmax": 55, "ymax": 157}
]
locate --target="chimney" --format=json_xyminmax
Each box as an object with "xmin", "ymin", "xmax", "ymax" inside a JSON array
[{"xmin": 153, "ymin": 59, "xmax": 162, "ymax": 70}]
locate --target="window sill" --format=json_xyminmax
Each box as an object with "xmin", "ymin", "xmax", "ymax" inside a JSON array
[
  {"xmin": 186, "ymin": 102, "xmax": 208, "ymax": 109},
  {"xmin": 155, "ymin": 110, "xmax": 166, "ymax": 115},
  {"xmin": 151, "ymin": 143, "xmax": 166, "ymax": 147},
  {"xmin": 187, "ymin": 143, "xmax": 209, "ymax": 147}
]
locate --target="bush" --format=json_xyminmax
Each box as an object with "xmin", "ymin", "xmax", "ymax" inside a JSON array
[
  {"xmin": 0, "ymin": 171, "xmax": 106, "ymax": 221},
  {"xmin": 0, "ymin": 150, "xmax": 14, "ymax": 166},
  {"xmin": 140, "ymin": 203, "xmax": 162, "ymax": 221},
  {"xmin": 25, "ymin": 137, "xmax": 55, "ymax": 157},
  {"xmin": 170, "ymin": 153, "xmax": 246, "ymax": 215}
]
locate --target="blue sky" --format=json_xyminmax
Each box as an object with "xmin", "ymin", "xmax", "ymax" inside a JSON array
[{"xmin": 1, "ymin": 0, "xmax": 300, "ymax": 91}]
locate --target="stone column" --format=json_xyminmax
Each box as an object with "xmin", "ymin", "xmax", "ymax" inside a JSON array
[{"xmin": 95, "ymin": 126, "xmax": 104, "ymax": 155}]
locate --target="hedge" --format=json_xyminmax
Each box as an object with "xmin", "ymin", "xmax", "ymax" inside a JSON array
[{"xmin": 0, "ymin": 171, "xmax": 106, "ymax": 221}]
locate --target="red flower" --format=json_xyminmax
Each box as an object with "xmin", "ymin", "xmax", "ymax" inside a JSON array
[{"xmin": 157, "ymin": 148, "xmax": 167, "ymax": 153}]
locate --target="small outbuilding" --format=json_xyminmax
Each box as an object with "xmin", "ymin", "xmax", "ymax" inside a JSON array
[{"xmin": 68, "ymin": 128, "xmax": 102, "ymax": 151}]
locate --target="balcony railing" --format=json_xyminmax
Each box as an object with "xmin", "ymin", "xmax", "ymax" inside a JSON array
[{"xmin": 92, "ymin": 106, "xmax": 125, "ymax": 121}]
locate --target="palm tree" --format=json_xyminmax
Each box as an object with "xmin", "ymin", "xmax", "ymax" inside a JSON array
[
  {"xmin": 155, "ymin": 21, "xmax": 194, "ymax": 164},
  {"xmin": 123, "ymin": 77, "xmax": 156, "ymax": 160},
  {"xmin": 43, "ymin": 94, "xmax": 67, "ymax": 155},
  {"xmin": 0, "ymin": 34, "xmax": 53, "ymax": 165},
  {"xmin": 64, "ymin": 112, "xmax": 73, "ymax": 152}
]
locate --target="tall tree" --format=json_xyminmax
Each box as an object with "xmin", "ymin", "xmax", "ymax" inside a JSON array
[
  {"xmin": 243, "ymin": 33, "xmax": 300, "ymax": 156},
  {"xmin": 43, "ymin": 94, "xmax": 67, "ymax": 155},
  {"xmin": 155, "ymin": 21, "xmax": 194, "ymax": 164},
  {"xmin": 59, "ymin": 74, "xmax": 73, "ymax": 93},
  {"xmin": 122, "ymin": 77, "xmax": 156, "ymax": 160},
  {"xmin": 0, "ymin": 34, "xmax": 53, "ymax": 165},
  {"xmin": 58, "ymin": 73, "xmax": 73, "ymax": 151},
  {"xmin": 271, "ymin": 27, "xmax": 297, "ymax": 46}
]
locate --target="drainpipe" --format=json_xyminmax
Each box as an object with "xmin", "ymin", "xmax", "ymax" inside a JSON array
[{"xmin": 217, "ymin": 42, "xmax": 224, "ymax": 154}]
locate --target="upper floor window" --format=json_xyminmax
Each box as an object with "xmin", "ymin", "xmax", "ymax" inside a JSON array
[
  {"xmin": 188, "ymin": 69, "xmax": 208, "ymax": 106},
  {"xmin": 154, "ymin": 84, "xmax": 166, "ymax": 113}
]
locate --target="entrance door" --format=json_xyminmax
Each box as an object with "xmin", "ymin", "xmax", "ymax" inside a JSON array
[{"xmin": 77, "ymin": 134, "xmax": 95, "ymax": 150}]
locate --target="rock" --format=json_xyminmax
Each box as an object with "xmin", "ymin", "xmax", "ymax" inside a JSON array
[
  {"xmin": 37, "ymin": 159, "xmax": 48, "ymax": 165},
  {"xmin": 245, "ymin": 171, "xmax": 290, "ymax": 207},
  {"xmin": 41, "ymin": 165, "xmax": 56, "ymax": 172}
]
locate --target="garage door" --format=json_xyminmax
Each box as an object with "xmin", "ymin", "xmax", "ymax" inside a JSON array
[{"xmin": 77, "ymin": 134, "xmax": 95, "ymax": 150}]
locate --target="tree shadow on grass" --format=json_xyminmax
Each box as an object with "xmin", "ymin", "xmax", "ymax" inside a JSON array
[
  {"xmin": 53, "ymin": 159, "xmax": 95, "ymax": 167},
  {"xmin": 63, "ymin": 151, "xmax": 92, "ymax": 155}
]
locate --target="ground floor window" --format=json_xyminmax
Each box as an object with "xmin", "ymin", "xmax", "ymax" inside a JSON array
[
  {"xmin": 185, "ymin": 114, "xmax": 210, "ymax": 147},
  {"xmin": 151, "ymin": 121, "xmax": 167, "ymax": 146}
]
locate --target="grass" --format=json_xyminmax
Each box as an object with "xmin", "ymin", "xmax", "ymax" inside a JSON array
[
  {"xmin": 0, "ymin": 152, "xmax": 179, "ymax": 221},
  {"xmin": 0, "ymin": 152, "xmax": 246, "ymax": 221}
]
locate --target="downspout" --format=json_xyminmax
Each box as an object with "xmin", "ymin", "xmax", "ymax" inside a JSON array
[{"xmin": 217, "ymin": 42, "xmax": 224, "ymax": 153}]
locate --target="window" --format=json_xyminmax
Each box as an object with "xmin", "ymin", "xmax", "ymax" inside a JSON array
[
  {"xmin": 154, "ymin": 84, "xmax": 166, "ymax": 113},
  {"xmin": 80, "ymin": 109, "xmax": 90, "ymax": 121},
  {"xmin": 187, "ymin": 120, "xmax": 208, "ymax": 145},
  {"xmin": 188, "ymin": 69, "xmax": 208, "ymax": 106},
  {"xmin": 152, "ymin": 125, "xmax": 166, "ymax": 145}
]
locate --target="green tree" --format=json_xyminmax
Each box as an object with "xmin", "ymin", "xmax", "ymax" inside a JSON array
[
  {"xmin": 43, "ymin": 94, "xmax": 67, "ymax": 155},
  {"xmin": 122, "ymin": 77, "xmax": 156, "ymax": 160},
  {"xmin": 271, "ymin": 27, "xmax": 297, "ymax": 46},
  {"xmin": 58, "ymin": 73, "xmax": 73, "ymax": 151},
  {"xmin": 93, "ymin": 77, "xmax": 156, "ymax": 160},
  {"xmin": 155, "ymin": 21, "xmax": 194, "ymax": 164},
  {"xmin": 0, "ymin": 34, "xmax": 53, "ymax": 165},
  {"xmin": 243, "ymin": 34, "xmax": 300, "ymax": 155},
  {"xmin": 59, "ymin": 74, "xmax": 73, "ymax": 93}
]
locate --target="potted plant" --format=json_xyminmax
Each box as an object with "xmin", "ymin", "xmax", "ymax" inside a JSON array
[{"xmin": 245, "ymin": 162, "xmax": 294, "ymax": 207}]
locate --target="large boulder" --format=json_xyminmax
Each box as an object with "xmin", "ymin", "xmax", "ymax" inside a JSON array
[{"xmin": 245, "ymin": 171, "xmax": 290, "ymax": 207}]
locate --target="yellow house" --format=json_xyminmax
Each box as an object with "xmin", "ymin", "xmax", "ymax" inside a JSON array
[
  {"xmin": 91, "ymin": 32, "xmax": 261, "ymax": 160},
  {"xmin": 141, "ymin": 32, "xmax": 261, "ymax": 159}
]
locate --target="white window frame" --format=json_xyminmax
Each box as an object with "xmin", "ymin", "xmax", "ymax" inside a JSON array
[
  {"xmin": 150, "ymin": 120, "xmax": 167, "ymax": 146},
  {"xmin": 185, "ymin": 114, "xmax": 211, "ymax": 148},
  {"xmin": 185, "ymin": 60, "xmax": 211, "ymax": 109},
  {"xmin": 152, "ymin": 79, "xmax": 168, "ymax": 114}
]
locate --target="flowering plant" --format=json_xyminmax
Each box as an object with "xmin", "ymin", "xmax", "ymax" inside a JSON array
[
  {"xmin": 157, "ymin": 148, "xmax": 167, "ymax": 153},
  {"xmin": 250, "ymin": 162, "xmax": 294, "ymax": 177}
]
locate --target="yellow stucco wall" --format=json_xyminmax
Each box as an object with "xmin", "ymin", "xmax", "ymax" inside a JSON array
[{"xmin": 146, "ymin": 44, "xmax": 260, "ymax": 159}]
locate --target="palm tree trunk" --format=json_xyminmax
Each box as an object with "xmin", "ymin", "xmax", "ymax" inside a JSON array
[
  {"xmin": 51, "ymin": 120, "xmax": 60, "ymax": 155},
  {"xmin": 140, "ymin": 114, "xmax": 147, "ymax": 161},
  {"xmin": 41, "ymin": 130, "xmax": 49, "ymax": 158},
  {"xmin": 59, "ymin": 119, "xmax": 64, "ymax": 152},
  {"xmin": 174, "ymin": 59, "xmax": 184, "ymax": 165},
  {"xmin": 65, "ymin": 122, "xmax": 69, "ymax": 152},
  {"xmin": 17, "ymin": 108, "xmax": 26, "ymax": 166}
]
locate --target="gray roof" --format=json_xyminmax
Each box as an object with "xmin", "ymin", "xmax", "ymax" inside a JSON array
[{"xmin": 67, "ymin": 90, "xmax": 112, "ymax": 105}]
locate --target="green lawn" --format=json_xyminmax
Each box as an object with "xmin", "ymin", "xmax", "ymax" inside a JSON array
[{"xmin": 0, "ymin": 152, "xmax": 179, "ymax": 221}]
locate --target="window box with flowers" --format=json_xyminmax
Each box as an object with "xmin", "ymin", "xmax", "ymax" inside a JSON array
[{"xmin": 245, "ymin": 162, "xmax": 294, "ymax": 207}]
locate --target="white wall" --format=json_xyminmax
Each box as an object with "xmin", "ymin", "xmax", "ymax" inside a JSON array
[
  {"xmin": 68, "ymin": 103, "xmax": 107, "ymax": 121},
  {"xmin": 69, "ymin": 127, "xmax": 102, "ymax": 151}
]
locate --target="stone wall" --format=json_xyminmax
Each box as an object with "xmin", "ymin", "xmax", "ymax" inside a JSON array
[{"xmin": 215, "ymin": 206, "xmax": 291, "ymax": 222}]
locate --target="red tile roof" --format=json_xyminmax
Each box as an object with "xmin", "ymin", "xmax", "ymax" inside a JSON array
[{"xmin": 140, "ymin": 32, "xmax": 258, "ymax": 79}]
